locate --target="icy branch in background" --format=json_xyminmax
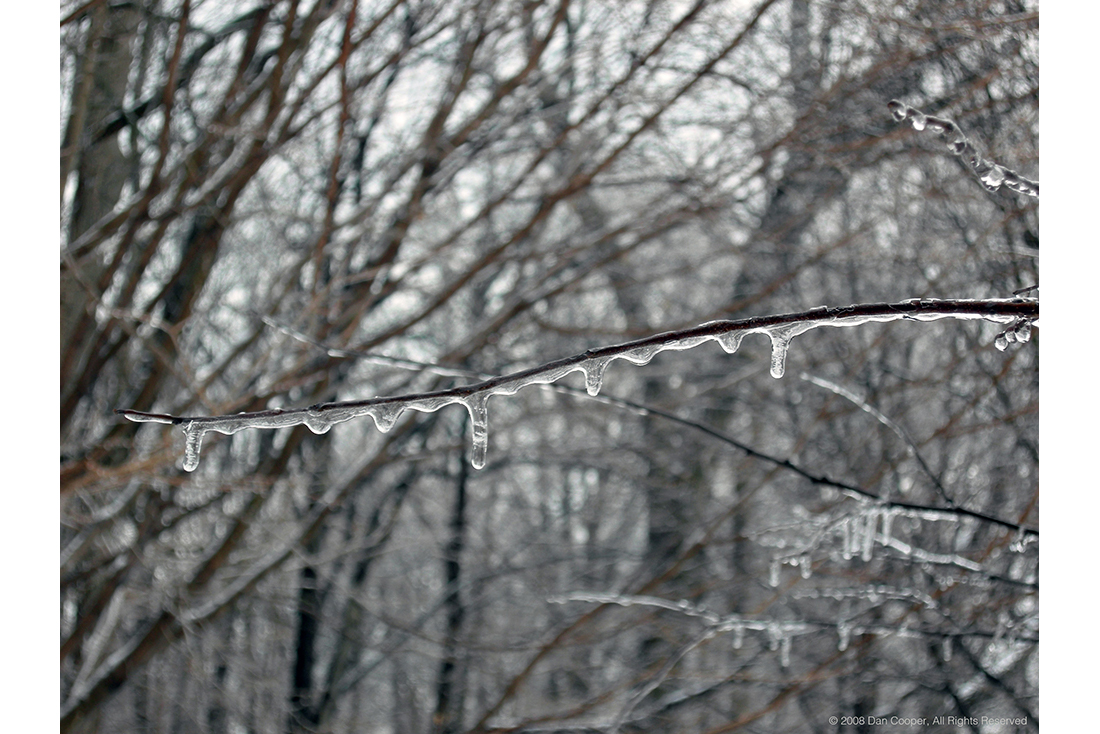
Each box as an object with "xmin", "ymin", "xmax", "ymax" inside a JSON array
[
  {"xmin": 550, "ymin": 591, "xmax": 1036, "ymax": 660},
  {"xmin": 118, "ymin": 298, "xmax": 1037, "ymax": 472},
  {"xmin": 887, "ymin": 100, "xmax": 1038, "ymax": 198}
]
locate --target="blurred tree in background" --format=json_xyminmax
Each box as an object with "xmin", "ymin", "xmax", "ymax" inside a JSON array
[{"xmin": 60, "ymin": 0, "xmax": 1037, "ymax": 731}]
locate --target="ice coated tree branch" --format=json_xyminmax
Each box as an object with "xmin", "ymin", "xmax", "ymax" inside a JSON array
[
  {"xmin": 118, "ymin": 298, "xmax": 1037, "ymax": 473},
  {"xmin": 552, "ymin": 593, "xmax": 1038, "ymax": 651},
  {"xmin": 887, "ymin": 100, "xmax": 1038, "ymax": 198},
  {"xmin": 234, "ymin": 314, "xmax": 1042, "ymax": 540}
]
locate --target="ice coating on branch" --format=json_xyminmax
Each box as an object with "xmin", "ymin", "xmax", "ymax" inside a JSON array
[
  {"xmin": 887, "ymin": 100, "xmax": 1038, "ymax": 198},
  {"xmin": 465, "ymin": 394, "xmax": 490, "ymax": 470},
  {"xmin": 622, "ymin": 345, "xmax": 658, "ymax": 365},
  {"xmin": 118, "ymin": 298, "xmax": 1036, "ymax": 471}
]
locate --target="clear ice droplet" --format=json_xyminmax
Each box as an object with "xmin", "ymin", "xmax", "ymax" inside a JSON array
[
  {"xmin": 716, "ymin": 331, "xmax": 744, "ymax": 355},
  {"xmin": 623, "ymin": 346, "xmax": 658, "ymax": 365},
  {"xmin": 1014, "ymin": 320, "xmax": 1032, "ymax": 343},
  {"xmin": 305, "ymin": 410, "xmax": 332, "ymax": 435},
  {"xmin": 371, "ymin": 403, "xmax": 403, "ymax": 432},
  {"xmin": 981, "ymin": 164, "xmax": 1005, "ymax": 189},
  {"xmin": 994, "ymin": 332, "xmax": 1009, "ymax": 351}
]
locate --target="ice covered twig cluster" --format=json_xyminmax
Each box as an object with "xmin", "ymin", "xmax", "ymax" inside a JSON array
[
  {"xmin": 118, "ymin": 298, "xmax": 1037, "ymax": 472},
  {"xmin": 887, "ymin": 100, "xmax": 1038, "ymax": 198}
]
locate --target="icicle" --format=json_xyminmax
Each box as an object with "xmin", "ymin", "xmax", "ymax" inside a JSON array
[
  {"xmin": 370, "ymin": 403, "xmax": 403, "ymax": 432},
  {"xmin": 732, "ymin": 622, "xmax": 745, "ymax": 649},
  {"xmin": 767, "ymin": 622, "xmax": 780, "ymax": 651},
  {"xmin": 861, "ymin": 511, "xmax": 877, "ymax": 562},
  {"xmin": 716, "ymin": 331, "xmax": 744, "ymax": 355},
  {"xmin": 767, "ymin": 328, "xmax": 793, "ymax": 379},
  {"xmin": 881, "ymin": 509, "xmax": 895, "ymax": 547},
  {"xmin": 837, "ymin": 621, "xmax": 851, "ymax": 652},
  {"xmin": 769, "ymin": 557, "xmax": 781, "ymax": 587},
  {"xmin": 466, "ymin": 394, "xmax": 490, "ymax": 469},
  {"xmin": 779, "ymin": 633, "xmax": 792, "ymax": 668},
  {"xmin": 841, "ymin": 518, "xmax": 853, "ymax": 560},
  {"xmin": 942, "ymin": 637, "xmax": 953, "ymax": 662},
  {"xmin": 582, "ymin": 357, "xmax": 610, "ymax": 397},
  {"xmin": 994, "ymin": 332, "xmax": 1009, "ymax": 351},
  {"xmin": 799, "ymin": 554, "xmax": 812, "ymax": 579},
  {"xmin": 182, "ymin": 422, "xmax": 204, "ymax": 472}
]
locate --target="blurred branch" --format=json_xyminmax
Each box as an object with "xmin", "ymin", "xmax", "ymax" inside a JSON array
[{"xmin": 887, "ymin": 100, "xmax": 1038, "ymax": 198}]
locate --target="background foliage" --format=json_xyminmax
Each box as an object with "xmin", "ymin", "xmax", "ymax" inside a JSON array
[{"xmin": 60, "ymin": 1, "xmax": 1038, "ymax": 731}]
